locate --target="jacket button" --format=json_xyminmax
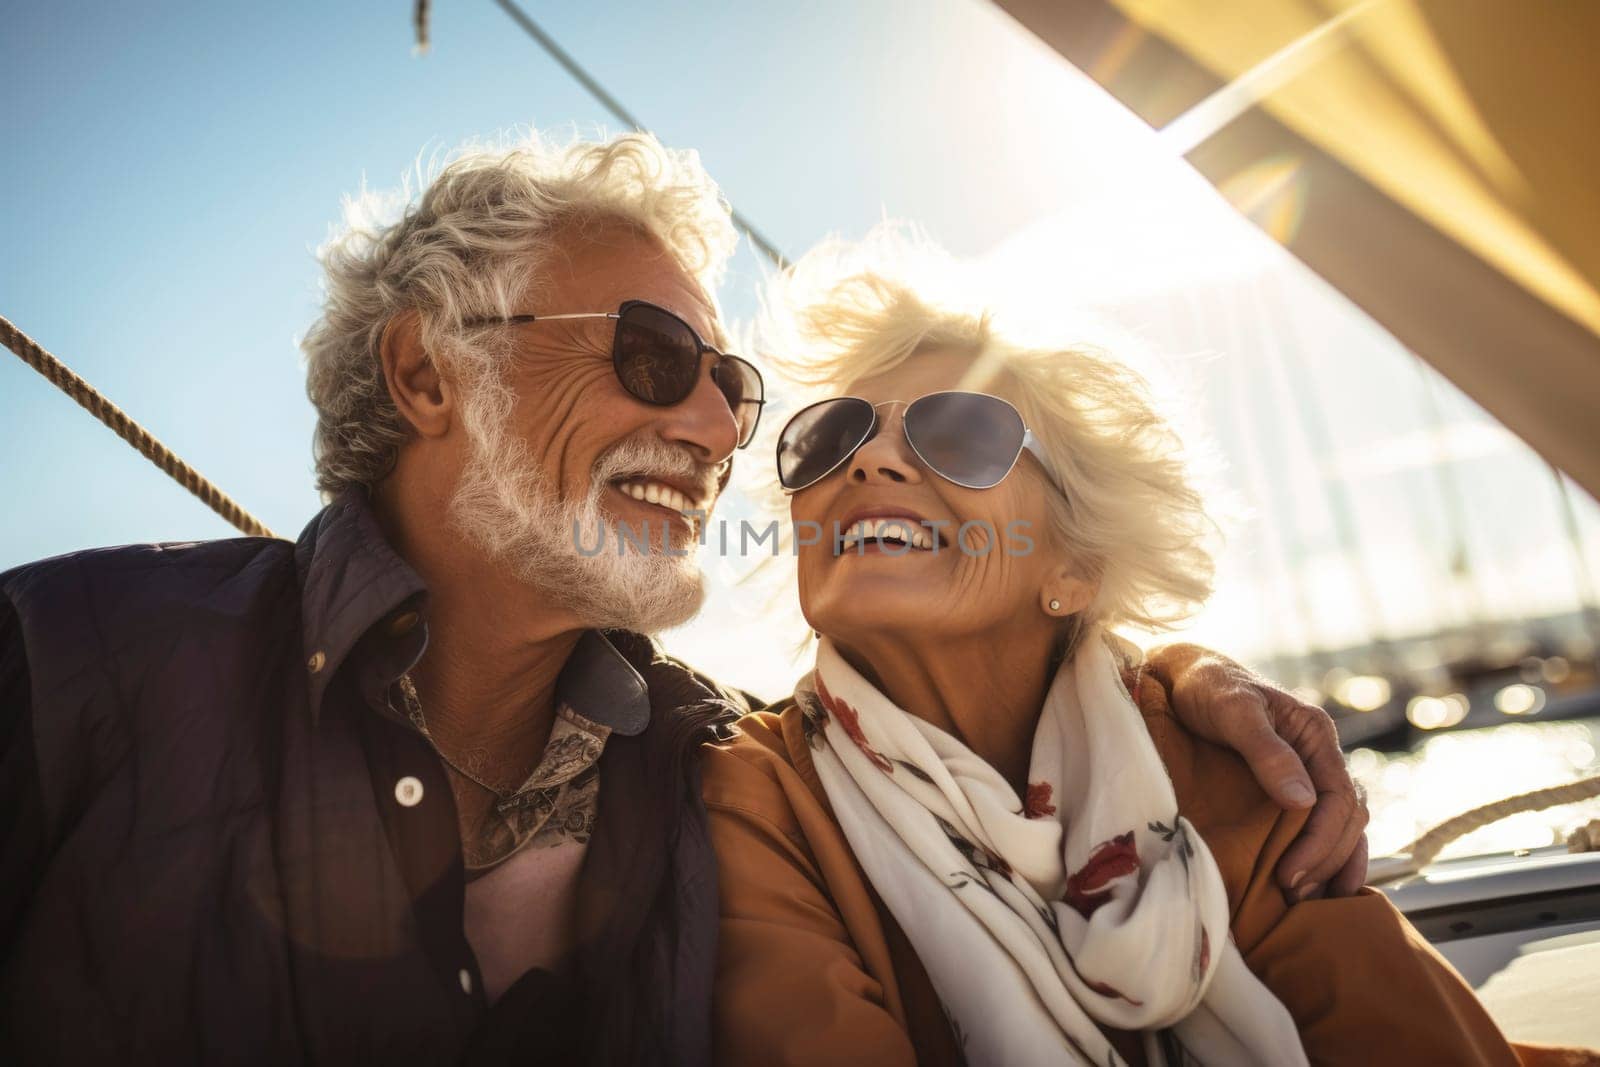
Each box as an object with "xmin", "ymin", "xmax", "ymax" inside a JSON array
[
  {"xmin": 394, "ymin": 776, "xmax": 424, "ymax": 807},
  {"xmin": 307, "ymin": 651, "xmax": 326, "ymax": 673},
  {"xmin": 458, "ymin": 968, "xmax": 473, "ymax": 995},
  {"xmin": 388, "ymin": 610, "xmax": 420, "ymax": 636}
]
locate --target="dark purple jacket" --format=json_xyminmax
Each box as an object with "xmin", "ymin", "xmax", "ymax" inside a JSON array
[{"xmin": 0, "ymin": 491, "xmax": 745, "ymax": 1066}]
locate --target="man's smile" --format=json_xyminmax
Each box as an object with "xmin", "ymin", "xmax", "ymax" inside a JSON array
[{"xmin": 608, "ymin": 476, "xmax": 710, "ymax": 532}]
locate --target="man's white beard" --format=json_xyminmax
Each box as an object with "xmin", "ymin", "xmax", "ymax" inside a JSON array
[{"xmin": 448, "ymin": 384, "xmax": 708, "ymax": 634}]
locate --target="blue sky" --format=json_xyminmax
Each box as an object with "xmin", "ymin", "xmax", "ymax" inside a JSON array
[
  {"xmin": 5, "ymin": 0, "xmax": 1597, "ymax": 697},
  {"xmin": 1, "ymin": 0, "xmax": 1139, "ymax": 553}
]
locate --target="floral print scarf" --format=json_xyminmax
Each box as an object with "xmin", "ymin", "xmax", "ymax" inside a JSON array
[{"xmin": 798, "ymin": 628, "xmax": 1308, "ymax": 1066}]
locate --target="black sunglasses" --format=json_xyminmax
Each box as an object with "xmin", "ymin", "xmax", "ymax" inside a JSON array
[
  {"xmin": 776, "ymin": 390, "xmax": 1051, "ymax": 492},
  {"xmin": 462, "ymin": 299, "xmax": 765, "ymax": 448}
]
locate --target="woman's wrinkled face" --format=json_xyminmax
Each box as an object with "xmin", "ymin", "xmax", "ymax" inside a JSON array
[{"xmin": 792, "ymin": 348, "xmax": 1073, "ymax": 646}]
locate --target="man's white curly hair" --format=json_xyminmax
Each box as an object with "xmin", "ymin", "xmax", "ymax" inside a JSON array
[{"xmin": 302, "ymin": 129, "xmax": 739, "ymax": 497}]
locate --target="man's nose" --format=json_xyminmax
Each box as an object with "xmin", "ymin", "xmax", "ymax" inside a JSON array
[{"xmin": 657, "ymin": 362, "xmax": 739, "ymax": 465}]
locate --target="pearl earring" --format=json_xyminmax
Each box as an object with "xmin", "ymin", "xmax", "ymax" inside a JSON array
[{"xmin": 1048, "ymin": 599, "xmax": 1061, "ymax": 612}]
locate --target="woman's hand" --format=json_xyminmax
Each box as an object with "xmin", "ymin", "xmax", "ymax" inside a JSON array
[{"xmin": 1144, "ymin": 643, "xmax": 1369, "ymax": 901}]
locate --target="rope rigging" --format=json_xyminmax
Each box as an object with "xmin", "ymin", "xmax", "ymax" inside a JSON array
[
  {"xmin": 483, "ymin": 0, "xmax": 790, "ymax": 269},
  {"xmin": 1369, "ymin": 773, "xmax": 1600, "ymax": 883},
  {"xmin": 414, "ymin": 0, "xmax": 788, "ymax": 266},
  {"xmin": 0, "ymin": 315, "xmax": 277, "ymax": 539}
]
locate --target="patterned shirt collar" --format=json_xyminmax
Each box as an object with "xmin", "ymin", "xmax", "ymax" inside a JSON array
[
  {"xmin": 467, "ymin": 631, "xmax": 654, "ymax": 868},
  {"xmin": 461, "ymin": 703, "xmax": 609, "ymax": 871}
]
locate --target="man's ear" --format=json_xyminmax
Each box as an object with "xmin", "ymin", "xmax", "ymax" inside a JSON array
[
  {"xmin": 379, "ymin": 309, "xmax": 454, "ymax": 439},
  {"xmin": 1041, "ymin": 564, "xmax": 1098, "ymax": 618}
]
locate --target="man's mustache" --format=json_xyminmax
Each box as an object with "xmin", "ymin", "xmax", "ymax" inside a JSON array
[{"xmin": 592, "ymin": 436, "xmax": 720, "ymax": 509}]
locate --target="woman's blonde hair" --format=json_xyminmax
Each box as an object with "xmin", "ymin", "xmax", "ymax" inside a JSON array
[{"xmin": 757, "ymin": 226, "xmax": 1216, "ymax": 634}]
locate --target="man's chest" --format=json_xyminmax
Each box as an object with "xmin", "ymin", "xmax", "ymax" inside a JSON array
[{"xmin": 462, "ymin": 838, "xmax": 589, "ymax": 1002}]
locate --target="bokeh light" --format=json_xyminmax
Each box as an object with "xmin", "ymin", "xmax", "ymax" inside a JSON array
[
  {"xmin": 1335, "ymin": 674, "xmax": 1392, "ymax": 711},
  {"xmin": 1407, "ymin": 695, "xmax": 1465, "ymax": 730},
  {"xmin": 1495, "ymin": 683, "xmax": 1547, "ymax": 716}
]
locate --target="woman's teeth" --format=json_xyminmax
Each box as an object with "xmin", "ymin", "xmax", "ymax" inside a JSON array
[
  {"xmin": 838, "ymin": 518, "xmax": 935, "ymax": 552},
  {"xmin": 615, "ymin": 478, "xmax": 701, "ymax": 516}
]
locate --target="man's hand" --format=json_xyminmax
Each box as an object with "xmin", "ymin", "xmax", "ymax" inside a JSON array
[{"xmin": 1145, "ymin": 643, "xmax": 1369, "ymax": 901}]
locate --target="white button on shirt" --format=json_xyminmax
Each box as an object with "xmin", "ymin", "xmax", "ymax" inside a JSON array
[
  {"xmin": 458, "ymin": 968, "xmax": 473, "ymax": 995},
  {"xmin": 394, "ymin": 776, "xmax": 424, "ymax": 807}
]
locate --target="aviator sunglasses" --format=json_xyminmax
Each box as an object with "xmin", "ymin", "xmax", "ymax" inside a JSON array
[
  {"xmin": 776, "ymin": 390, "xmax": 1052, "ymax": 492},
  {"xmin": 462, "ymin": 300, "xmax": 766, "ymax": 448}
]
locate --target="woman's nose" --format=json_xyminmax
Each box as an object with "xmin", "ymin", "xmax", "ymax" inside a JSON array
[{"xmin": 849, "ymin": 411, "xmax": 923, "ymax": 485}]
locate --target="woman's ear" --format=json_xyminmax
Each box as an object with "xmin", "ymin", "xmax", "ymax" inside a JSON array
[
  {"xmin": 379, "ymin": 309, "xmax": 454, "ymax": 439},
  {"xmin": 1041, "ymin": 565, "xmax": 1097, "ymax": 618}
]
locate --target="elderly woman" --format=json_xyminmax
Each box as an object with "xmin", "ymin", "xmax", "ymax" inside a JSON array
[{"xmin": 702, "ymin": 244, "xmax": 1537, "ymax": 1066}]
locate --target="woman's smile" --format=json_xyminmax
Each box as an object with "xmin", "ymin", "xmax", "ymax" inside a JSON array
[{"xmin": 831, "ymin": 507, "xmax": 945, "ymax": 557}]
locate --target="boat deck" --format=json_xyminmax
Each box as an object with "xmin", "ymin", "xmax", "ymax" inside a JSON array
[{"xmin": 1385, "ymin": 848, "xmax": 1600, "ymax": 1046}]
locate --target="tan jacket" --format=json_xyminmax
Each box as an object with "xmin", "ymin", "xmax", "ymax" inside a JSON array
[{"xmin": 703, "ymin": 674, "xmax": 1573, "ymax": 1066}]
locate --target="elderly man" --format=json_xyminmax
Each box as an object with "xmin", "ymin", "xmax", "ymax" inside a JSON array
[{"xmin": 0, "ymin": 131, "xmax": 1365, "ymax": 1065}]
